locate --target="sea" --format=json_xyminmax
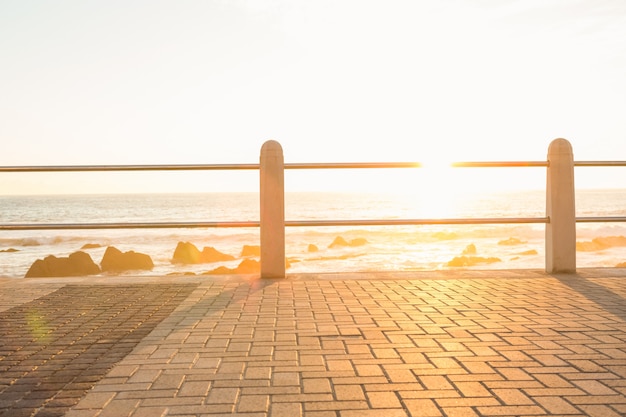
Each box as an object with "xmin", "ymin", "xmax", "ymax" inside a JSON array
[{"xmin": 1, "ymin": 190, "xmax": 625, "ymax": 278}]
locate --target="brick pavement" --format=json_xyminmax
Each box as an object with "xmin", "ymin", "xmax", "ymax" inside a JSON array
[
  {"xmin": 1, "ymin": 269, "xmax": 626, "ymax": 416},
  {"xmin": 0, "ymin": 283, "xmax": 197, "ymax": 417}
]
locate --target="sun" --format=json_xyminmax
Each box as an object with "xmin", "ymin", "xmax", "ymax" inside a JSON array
[
  {"xmin": 380, "ymin": 156, "xmax": 468, "ymax": 219},
  {"xmin": 413, "ymin": 163, "xmax": 466, "ymax": 218}
]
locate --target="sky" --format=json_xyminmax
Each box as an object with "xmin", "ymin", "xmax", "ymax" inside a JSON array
[{"xmin": 1, "ymin": 0, "xmax": 626, "ymax": 194}]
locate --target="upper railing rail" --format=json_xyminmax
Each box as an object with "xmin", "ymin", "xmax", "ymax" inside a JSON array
[
  {"xmin": 0, "ymin": 164, "xmax": 260, "ymax": 172},
  {"xmin": 2, "ymin": 160, "xmax": 625, "ymax": 172}
]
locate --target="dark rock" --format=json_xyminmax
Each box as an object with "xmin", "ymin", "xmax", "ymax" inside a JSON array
[
  {"xmin": 172, "ymin": 241, "xmax": 202, "ymax": 264},
  {"xmin": 200, "ymin": 246, "xmax": 236, "ymax": 262},
  {"xmin": 25, "ymin": 251, "xmax": 100, "ymax": 278},
  {"xmin": 205, "ymin": 258, "xmax": 292, "ymax": 275},
  {"xmin": 329, "ymin": 236, "xmax": 368, "ymax": 248},
  {"xmin": 498, "ymin": 237, "xmax": 526, "ymax": 245},
  {"xmin": 172, "ymin": 242, "xmax": 234, "ymax": 264},
  {"xmin": 205, "ymin": 266, "xmax": 233, "ymax": 275},
  {"xmin": 101, "ymin": 246, "xmax": 154, "ymax": 272},
  {"xmin": 0, "ymin": 248, "xmax": 19, "ymax": 253},
  {"xmin": 81, "ymin": 243, "xmax": 102, "ymax": 249},
  {"xmin": 517, "ymin": 249, "xmax": 538, "ymax": 256},
  {"xmin": 241, "ymin": 245, "xmax": 261, "ymax": 257},
  {"xmin": 447, "ymin": 256, "xmax": 501, "ymax": 267},
  {"xmin": 577, "ymin": 235, "xmax": 626, "ymax": 252},
  {"xmin": 235, "ymin": 258, "xmax": 260, "ymax": 274},
  {"xmin": 329, "ymin": 236, "xmax": 349, "ymax": 248},
  {"xmin": 462, "ymin": 244, "xmax": 477, "ymax": 255},
  {"xmin": 307, "ymin": 244, "xmax": 319, "ymax": 253},
  {"xmin": 595, "ymin": 235, "xmax": 626, "ymax": 247}
]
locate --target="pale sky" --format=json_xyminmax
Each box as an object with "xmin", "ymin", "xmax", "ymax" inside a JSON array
[{"xmin": 1, "ymin": 0, "xmax": 626, "ymax": 194}]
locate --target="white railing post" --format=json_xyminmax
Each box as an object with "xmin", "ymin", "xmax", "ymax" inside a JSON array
[
  {"xmin": 546, "ymin": 138, "xmax": 576, "ymax": 273},
  {"xmin": 260, "ymin": 140, "xmax": 285, "ymax": 278}
]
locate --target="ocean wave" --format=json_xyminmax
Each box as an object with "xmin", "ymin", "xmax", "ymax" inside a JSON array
[{"xmin": 0, "ymin": 237, "xmax": 44, "ymax": 247}]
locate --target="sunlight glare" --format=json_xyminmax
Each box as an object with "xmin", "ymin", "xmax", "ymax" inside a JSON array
[{"xmin": 400, "ymin": 154, "xmax": 468, "ymax": 219}]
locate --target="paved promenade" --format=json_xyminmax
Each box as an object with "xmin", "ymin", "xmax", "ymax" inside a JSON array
[{"xmin": 1, "ymin": 268, "xmax": 626, "ymax": 417}]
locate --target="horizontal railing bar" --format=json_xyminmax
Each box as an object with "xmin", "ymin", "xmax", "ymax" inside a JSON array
[
  {"xmin": 0, "ymin": 164, "xmax": 261, "ymax": 172},
  {"xmin": 0, "ymin": 217, "xmax": 550, "ymax": 231},
  {"xmin": 285, "ymin": 218, "xmax": 549, "ymax": 226},
  {"xmin": 451, "ymin": 161, "xmax": 548, "ymax": 168},
  {"xmin": 574, "ymin": 161, "xmax": 626, "ymax": 167},
  {"xmin": 576, "ymin": 216, "xmax": 626, "ymax": 223},
  {"xmin": 6, "ymin": 217, "xmax": 625, "ymax": 231},
  {"xmin": 285, "ymin": 162, "xmax": 423, "ymax": 169},
  {"xmin": 2, "ymin": 161, "xmax": 625, "ymax": 173},
  {"xmin": 0, "ymin": 221, "xmax": 261, "ymax": 231}
]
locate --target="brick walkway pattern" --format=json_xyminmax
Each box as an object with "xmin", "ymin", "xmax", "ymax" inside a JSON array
[
  {"xmin": 0, "ymin": 284, "xmax": 197, "ymax": 417},
  {"xmin": 2, "ymin": 269, "xmax": 626, "ymax": 416}
]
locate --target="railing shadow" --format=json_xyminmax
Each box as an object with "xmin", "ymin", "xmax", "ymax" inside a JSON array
[{"xmin": 551, "ymin": 272, "xmax": 626, "ymax": 323}]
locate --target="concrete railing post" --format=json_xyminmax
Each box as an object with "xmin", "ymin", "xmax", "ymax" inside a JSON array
[
  {"xmin": 260, "ymin": 140, "xmax": 285, "ymax": 278},
  {"xmin": 546, "ymin": 138, "xmax": 576, "ymax": 273}
]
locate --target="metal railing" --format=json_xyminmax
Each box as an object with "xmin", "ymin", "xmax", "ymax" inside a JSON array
[{"xmin": 2, "ymin": 138, "xmax": 625, "ymax": 277}]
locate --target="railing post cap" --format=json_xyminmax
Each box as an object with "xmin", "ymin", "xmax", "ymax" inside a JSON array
[
  {"xmin": 261, "ymin": 140, "xmax": 283, "ymax": 154},
  {"xmin": 548, "ymin": 138, "xmax": 573, "ymax": 155}
]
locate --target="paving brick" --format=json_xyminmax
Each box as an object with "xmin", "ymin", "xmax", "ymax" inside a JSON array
[
  {"xmin": 419, "ymin": 375, "xmax": 455, "ymax": 390},
  {"xmin": 177, "ymin": 380, "xmax": 210, "ymax": 397},
  {"xmin": 367, "ymin": 391, "xmax": 403, "ymax": 408},
  {"xmin": 534, "ymin": 396, "xmax": 581, "ymax": 414},
  {"xmin": 577, "ymin": 404, "xmax": 623, "ymax": 417},
  {"xmin": 272, "ymin": 372, "xmax": 300, "ymax": 386},
  {"xmin": 572, "ymin": 379, "xmax": 618, "ymax": 395},
  {"xmin": 403, "ymin": 398, "xmax": 443, "ymax": 416},
  {"xmin": 491, "ymin": 388, "xmax": 535, "ymax": 405},
  {"xmin": 303, "ymin": 378, "xmax": 332, "ymax": 393},
  {"xmin": 97, "ymin": 399, "xmax": 140, "ymax": 417},
  {"xmin": 270, "ymin": 401, "xmax": 302, "ymax": 417},
  {"xmin": 440, "ymin": 407, "xmax": 481, "ymax": 417},
  {"xmin": 237, "ymin": 394, "xmax": 270, "ymax": 412},
  {"xmin": 355, "ymin": 364, "xmax": 384, "ymax": 377}
]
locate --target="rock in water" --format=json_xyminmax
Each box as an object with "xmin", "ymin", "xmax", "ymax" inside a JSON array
[
  {"xmin": 462, "ymin": 244, "xmax": 477, "ymax": 255},
  {"xmin": 241, "ymin": 245, "xmax": 261, "ymax": 257},
  {"xmin": 329, "ymin": 236, "xmax": 349, "ymax": 248},
  {"xmin": 200, "ymin": 246, "xmax": 236, "ymax": 262},
  {"xmin": 498, "ymin": 237, "xmax": 526, "ymax": 245},
  {"xmin": 447, "ymin": 256, "xmax": 501, "ymax": 267},
  {"xmin": 100, "ymin": 246, "xmax": 154, "ymax": 272},
  {"xmin": 235, "ymin": 259, "xmax": 260, "ymax": 274},
  {"xmin": 172, "ymin": 241, "xmax": 202, "ymax": 264},
  {"xmin": 25, "ymin": 251, "xmax": 101, "ymax": 278},
  {"xmin": 329, "ymin": 236, "xmax": 368, "ymax": 248},
  {"xmin": 81, "ymin": 243, "xmax": 102, "ymax": 249},
  {"xmin": 172, "ymin": 241, "xmax": 235, "ymax": 264},
  {"xmin": 577, "ymin": 235, "xmax": 626, "ymax": 252}
]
